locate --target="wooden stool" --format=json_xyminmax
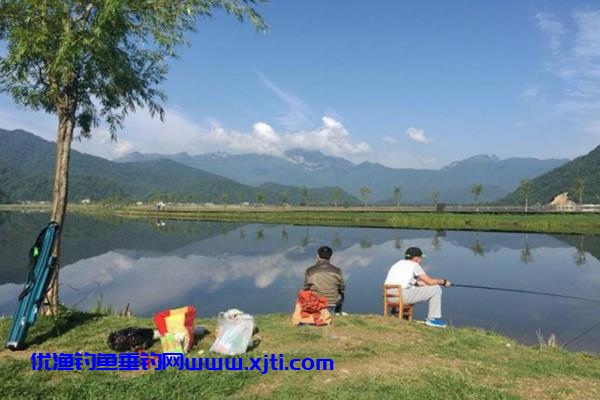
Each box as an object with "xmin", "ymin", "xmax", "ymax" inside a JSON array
[{"xmin": 383, "ymin": 284, "xmax": 414, "ymax": 321}]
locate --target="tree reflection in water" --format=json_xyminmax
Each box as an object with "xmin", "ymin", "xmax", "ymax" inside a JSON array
[
  {"xmin": 574, "ymin": 236, "xmax": 587, "ymax": 266},
  {"xmin": 471, "ymin": 232, "xmax": 485, "ymax": 257},
  {"xmin": 521, "ymin": 233, "xmax": 533, "ymax": 264}
]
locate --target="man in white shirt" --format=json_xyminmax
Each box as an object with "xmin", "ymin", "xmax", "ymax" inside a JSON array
[{"xmin": 384, "ymin": 247, "xmax": 452, "ymax": 328}]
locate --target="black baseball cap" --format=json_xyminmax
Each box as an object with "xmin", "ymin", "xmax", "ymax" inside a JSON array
[{"xmin": 405, "ymin": 247, "xmax": 425, "ymax": 259}]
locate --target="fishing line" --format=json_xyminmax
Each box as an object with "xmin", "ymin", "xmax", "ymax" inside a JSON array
[
  {"xmin": 455, "ymin": 283, "xmax": 600, "ymax": 349},
  {"xmin": 452, "ymin": 284, "xmax": 600, "ymax": 304},
  {"xmin": 70, "ymin": 281, "xmax": 101, "ymax": 308},
  {"xmin": 562, "ymin": 319, "xmax": 600, "ymax": 348}
]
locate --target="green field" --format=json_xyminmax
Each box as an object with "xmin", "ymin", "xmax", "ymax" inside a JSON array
[
  {"xmin": 3, "ymin": 203, "xmax": 597, "ymax": 234},
  {"xmin": 1, "ymin": 309, "xmax": 599, "ymax": 400}
]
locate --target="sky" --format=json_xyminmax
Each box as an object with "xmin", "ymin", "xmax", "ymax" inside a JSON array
[{"xmin": 1, "ymin": 0, "xmax": 600, "ymax": 169}]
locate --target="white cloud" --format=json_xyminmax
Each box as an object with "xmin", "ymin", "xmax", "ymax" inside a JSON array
[
  {"xmin": 122, "ymin": 111, "xmax": 369, "ymax": 159},
  {"xmin": 521, "ymin": 85, "xmax": 545, "ymax": 101},
  {"xmin": 257, "ymin": 71, "xmax": 315, "ymax": 130},
  {"xmin": 0, "ymin": 97, "xmax": 372, "ymax": 161},
  {"xmin": 535, "ymin": 12, "xmax": 567, "ymax": 52},
  {"xmin": 381, "ymin": 136, "xmax": 398, "ymax": 144},
  {"xmin": 113, "ymin": 140, "xmax": 134, "ymax": 157},
  {"xmin": 284, "ymin": 116, "xmax": 371, "ymax": 155},
  {"xmin": 196, "ymin": 115, "xmax": 371, "ymax": 157},
  {"xmin": 405, "ymin": 126, "xmax": 431, "ymax": 144},
  {"xmin": 535, "ymin": 10, "xmax": 600, "ymax": 138},
  {"xmin": 573, "ymin": 11, "xmax": 600, "ymax": 58}
]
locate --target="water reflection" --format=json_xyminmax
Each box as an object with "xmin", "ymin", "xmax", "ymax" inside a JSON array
[
  {"xmin": 332, "ymin": 228, "xmax": 342, "ymax": 248},
  {"xmin": 431, "ymin": 230, "xmax": 445, "ymax": 251},
  {"xmin": 574, "ymin": 236, "xmax": 587, "ymax": 266},
  {"xmin": 521, "ymin": 234, "xmax": 533, "ymax": 264},
  {"xmin": 470, "ymin": 232, "xmax": 485, "ymax": 257},
  {"xmin": 0, "ymin": 213, "xmax": 599, "ymax": 353},
  {"xmin": 394, "ymin": 231, "xmax": 402, "ymax": 249}
]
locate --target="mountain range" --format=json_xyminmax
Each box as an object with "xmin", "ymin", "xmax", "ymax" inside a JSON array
[
  {"xmin": 500, "ymin": 144, "xmax": 600, "ymax": 205},
  {"xmin": 115, "ymin": 149, "xmax": 568, "ymax": 204},
  {"xmin": 1, "ymin": 127, "xmax": 581, "ymax": 205},
  {"xmin": 0, "ymin": 128, "xmax": 359, "ymax": 205}
]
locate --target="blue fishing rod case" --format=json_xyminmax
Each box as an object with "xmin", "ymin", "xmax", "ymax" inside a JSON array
[{"xmin": 6, "ymin": 221, "xmax": 60, "ymax": 350}]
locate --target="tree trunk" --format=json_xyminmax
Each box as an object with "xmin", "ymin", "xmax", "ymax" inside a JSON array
[{"xmin": 43, "ymin": 107, "xmax": 76, "ymax": 316}]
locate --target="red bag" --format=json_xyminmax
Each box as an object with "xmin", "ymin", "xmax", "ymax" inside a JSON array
[{"xmin": 153, "ymin": 306, "xmax": 196, "ymax": 352}]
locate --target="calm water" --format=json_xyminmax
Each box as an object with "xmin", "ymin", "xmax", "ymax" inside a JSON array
[{"xmin": 1, "ymin": 212, "xmax": 599, "ymax": 353}]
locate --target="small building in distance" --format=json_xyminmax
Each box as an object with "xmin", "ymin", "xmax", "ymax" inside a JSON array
[{"xmin": 549, "ymin": 192, "xmax": 576, "ymax": 209}]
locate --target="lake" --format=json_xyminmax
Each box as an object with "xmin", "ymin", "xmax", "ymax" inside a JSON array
[{"xmin": 1, "ymin": 212, "xmax": 599, "ymax": 353}]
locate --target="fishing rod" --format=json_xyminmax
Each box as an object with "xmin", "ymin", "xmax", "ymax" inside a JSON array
[
  {"xmin": 452, "ymin": 284, "xmax": 600, "ymax": 304},
  {"xmin": 562, "ymin": 319, "xmax": 600, "ymax": 348}
]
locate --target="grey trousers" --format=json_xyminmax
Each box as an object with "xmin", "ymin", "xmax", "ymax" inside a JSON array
[{"xmin": 402, "ymin": 285, "xmax": 443, "ymax": 320}]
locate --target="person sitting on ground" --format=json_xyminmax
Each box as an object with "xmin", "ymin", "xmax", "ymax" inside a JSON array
[
  {"xmin": 384, "ymin": 246, "xmax": 451, "ymax": 327},
  {"xmin": 304, "ymin": 245, "xmax": 346, "ymax": 315}
]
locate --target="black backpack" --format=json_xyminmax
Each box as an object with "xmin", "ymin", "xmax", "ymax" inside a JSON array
[{"xmin": 107, "ymin": 327, "xmax": 155, "ymax": 352}]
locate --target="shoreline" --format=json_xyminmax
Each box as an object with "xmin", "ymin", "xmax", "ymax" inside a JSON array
[{"xmin": 2, "ymin": 203, "xmax": 600, "ymax": 234}]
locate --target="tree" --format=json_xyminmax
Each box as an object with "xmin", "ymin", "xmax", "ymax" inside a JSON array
[
  {"xmin": 573, "ymin": 178, "xmax": 585, "ymax": 205},
  {"xmin": 301, "ymin": 187, "xmax": 310, "ymax": 206},
  {"xmin": 0, "ymin": 0, "xmax": 266, "ymax": 314},
  {"xmin": 471, "ymin": 184, "xmax": 482, "ymax": 208},
  {"xmin": 279, "ymin": 190, "xmax": 288, "ymax": 206},
  {"xmin": 393, "ymin": 186, "xmax": 401, "ymax": 207},
  {"xmin": 220, "ymin": 192, "xmax": 228, "ymax": 208},
  {"xmin": 518, "ymin": 179, "xmax": 532, "ymax": 212},
  {"xmin": 236, "ymin": 192, "xmax": 244, "ymax": 205},
  {"xmin": 332, "ymin": 187, "xmax": 341, "ymax": 207},
  {"xmin": 431, "ymin": 190, "xmax": 440, "ymax": 207},
  {"xmin": 256, "ymin": 190, "xmax": 265, "ymax": 204},
  {"xmin": 360, "ymin": 186, "xmax": 371, "ymax": 207}
]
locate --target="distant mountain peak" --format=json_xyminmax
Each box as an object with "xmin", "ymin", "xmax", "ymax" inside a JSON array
[
  {"xmin": 285, "ymin": 148, "xmax": 324, "ymax": 157},
  {"xmin": 469, "ymin": 154, "xmax": 500, "ymax": 162},
  {"xmin": 284, "ymin": 148, "xmax": 331, "ymax": 171},
  {"xmin": 283, "ymin": 148, "xmax": 356, "ymax": 172},
  {"xmin": 445, "ymin": 154, "xmax": 500, "ymax": 168},
  {"xmin": 212, "ymin": 151, "xmax": 230, "ymax": 158}
]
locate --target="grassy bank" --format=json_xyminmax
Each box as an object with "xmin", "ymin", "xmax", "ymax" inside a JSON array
[
  {"xmin": 6, "ymin": 203, "xmax": 597, "ymax": 234},
  {"xmin": 1, "ymin": 309, "xmax": 599, "ymax": 400}
]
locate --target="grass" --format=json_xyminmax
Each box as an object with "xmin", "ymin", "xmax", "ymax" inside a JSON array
[
  {"xmin": 49, "ymin": 205, "xmax": 600, "ymax": 234},
  {"xmin": 1, "ymin": 310, "xmax": 599, "ymax": 400},
  {"xmin": 3, "ymin": 203, "xmax": 600, "ymax": 234}
]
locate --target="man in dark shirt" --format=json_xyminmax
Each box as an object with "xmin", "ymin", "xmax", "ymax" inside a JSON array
[{"xmin": 304, "ymin": 245, "xmax": 346, "ymax": 314}]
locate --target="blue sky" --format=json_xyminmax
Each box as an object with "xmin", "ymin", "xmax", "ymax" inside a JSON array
[{"xmin": 1, "ymin": 0, "xmax": 600, "ymax": 168}]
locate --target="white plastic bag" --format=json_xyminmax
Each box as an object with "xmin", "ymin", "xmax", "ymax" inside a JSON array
[{"xmin": 210, "ymin": 310, "xmax": 255, "ymax": 355}]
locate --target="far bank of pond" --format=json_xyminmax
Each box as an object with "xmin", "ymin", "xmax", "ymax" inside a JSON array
[{"xmin": 36, "ymin": 204, "xmax": 600, "ymax": 235}]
